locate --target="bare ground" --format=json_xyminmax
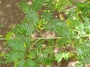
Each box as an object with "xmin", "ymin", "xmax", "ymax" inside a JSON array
[{"xmin": 0, "ymin": 0, "xmax": 26, "ymax": 67}]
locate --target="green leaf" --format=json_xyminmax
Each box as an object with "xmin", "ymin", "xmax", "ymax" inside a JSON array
[
  {"xmin": 41, "ymin": 57, "xmax": 52, "ymax": 65},
  {"xmin": 66, "ymin": 19, "xmax": 81, "ymax": 29},
  {"xmin": 55, "ymin": 52, "xmax": 69, "ymax": 63},
  {"xmin": 84, "ymin": 18, "xmax": 90, "ymax": 34},
  {"xmin": 5, "ymin": 50, "xmax": 25, "ymax": 62},
  {"xmin": 36, "ymin": 40, "xmax": 45, "ymax": 48},
  {"xmin": 40, "ymin": 49, "xmax": 54, "ymax": 65},
  {"xmin": 56, "ymin": 38, "xmax": 68, "ymax": 46},
  {"xmin": 18, "ymin": 0, "xmax": 31, "ymax": 13},
  {"xmin": 47, "ymin": 39, "xmax": 55, "ymax": 46},
  {"xmin": 7, "ymin": 38, "xmax": 26, "ymax": 51},
  {"xmin": 31, "ymin": 0, "xmax": 45, "ymax": 11},
  {"xmin": 5, "ymin": 31, "xmax": 13, "ymax": 41},
  {"xmin": 45, "ymin": 19, "xmax": 65, "ymax": 31},
  {"xmin": 24, "ymin": 37, "xmax": 31, "ymax": 47},
  {"xmin": 0, "ymin": 34, "xmax": 3, "ymax": 38},
  {"xmin": 22, "ymin": 17, "xmax": 29, "ymax": 23},
  {"xmin": 57, "ymin": 26, "xmax": 73, "ymax": 38},
  {"xmin": 24, "ymin": 59, "xmax": 36, "ymax": 67},
  {"xmin": 18, "ymin": 1, "xmax": 39, "ymax": 23},
  {"xmin": 63, "ymin": 52, "xmax": 69, "ymax": 60},
  {"xmin": 25, "ymin": 9, "xmax": 39, "ymax": 23},
  {"xmin": 22, "ymin": 23, "xmax": 34, "ymax": 35},
  {"xmin": 13, "ymin": 23, "xmax": 34, "ymax": 36},
  {"xmin": 76, "ymin": 2, "xmax": 90, "ymax": 17},
  {"xmin": 78, "ymin": 23, "xmax": 85, "ymax": 36},
  {"xmin": 28, "ymin": 50, "xmax": 36, "ymax": 59},
  {"xmin": 42, "ymin": 11, "xmax": 53, "ymax": 22},
  {"xmin": 17, "ymin": 60, "xmax": 25, "ymax": 67},
  {"xmin": 76, "ymin": 42, "xmax": 90, "ymax": 63},
  {"xmin": 55, "ymin": 53, "xmax": 63, "ymax": 63},
  {"xmin": 18, "ymin": 59, "xmax": 39, "ymax": 67},
  {"xmin": 74, "ymin": 62, "xmax": 84, "ymax": 67}
]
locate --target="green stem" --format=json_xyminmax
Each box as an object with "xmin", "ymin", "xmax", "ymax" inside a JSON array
[
  {"xmin": 0, "ymin": 34, "xmax": 90, "ymax": 41},
  {"xmin": 32, "ymin": 35, "xmax": 90, "ymax": 40}
]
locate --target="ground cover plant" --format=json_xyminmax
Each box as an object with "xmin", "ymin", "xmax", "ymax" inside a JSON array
[{"xmin": 0, "ymin": 0, "xmax": 90, "ymax": 67}]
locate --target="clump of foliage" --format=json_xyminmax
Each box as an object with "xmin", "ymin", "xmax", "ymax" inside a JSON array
[{"xmin": 1, "ymin": 0, "xmax": 90, "ymax": 67}]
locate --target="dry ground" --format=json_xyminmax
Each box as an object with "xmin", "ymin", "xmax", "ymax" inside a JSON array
[{"xmin": 0, "ymin": 0, "xmax": 28, "ymax": 67}]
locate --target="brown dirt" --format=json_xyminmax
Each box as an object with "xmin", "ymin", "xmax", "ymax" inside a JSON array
[
  {"xmin": 0, "ymin": 0, "xmax": 24, "ymax": 37},
  {"xmin": 0, "ymin": 0, "xmax": 29, "ymax": 67}
]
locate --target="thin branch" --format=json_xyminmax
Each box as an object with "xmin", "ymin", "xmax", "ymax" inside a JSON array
[
  {"xmin": 32, "ymin": 35, "xmax": 90, "ymax": 40},
  {"xmin": 29, "ymin": 39, "xmax": 40, "ymax": 51},
  {"xmin": 0, "ymin": 34, "xmax": 90, "ymax": 41},
  {"xmin": 32, "ymin": 37, "xmax": 62, "ymax": 40},
  {"xmin": 0, "ymin": 38, "xmax": 6, "ymax": 40}
]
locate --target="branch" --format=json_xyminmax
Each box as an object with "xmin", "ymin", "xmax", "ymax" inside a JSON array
[
  {"xmin": 0, "ymin": 34, "xmax": 90, "ymax": 41},
  {"xmin": 29, "ymin": 39, "xmax": 40, "ymax": 51},
  {"xmin": 32, "ymin": 35, "xmax": 90, "ymax": 40},
  {"xmin": 0, "ymin": 38, "xmax": 6, "ymax": 40}
]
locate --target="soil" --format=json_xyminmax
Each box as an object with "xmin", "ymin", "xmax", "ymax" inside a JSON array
[{"xmin": 0, "ymin": 0, "xmax": 28, "ymax": 67}]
